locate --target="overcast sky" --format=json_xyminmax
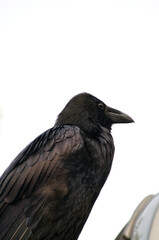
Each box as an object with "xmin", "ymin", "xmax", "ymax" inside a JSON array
[{"xmin": 0, "ymin": 0, "xmax": 159, "ymax": 239}]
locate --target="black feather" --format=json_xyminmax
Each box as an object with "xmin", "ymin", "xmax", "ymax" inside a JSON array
[{"xmin": 0, "ymin": 93, "xmax": 133, "ymax": 240}]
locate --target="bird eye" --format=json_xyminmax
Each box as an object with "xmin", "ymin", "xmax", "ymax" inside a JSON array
[{"xmin": 98, "ymin": 103, "xmax": 105, "ymax": 111}]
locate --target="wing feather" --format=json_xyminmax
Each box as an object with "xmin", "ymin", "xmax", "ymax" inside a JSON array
[{"xmin": 0, "ymin": 125, "xmax": 84, "ymax": 240}]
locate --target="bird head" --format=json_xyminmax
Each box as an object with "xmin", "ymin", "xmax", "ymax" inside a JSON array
[{"xmin": 56, "ymin": 93, "xmax": 134, "ymax": 134}]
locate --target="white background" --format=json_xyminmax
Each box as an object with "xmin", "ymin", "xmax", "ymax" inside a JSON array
[{"xmin": 0, "ymin": 0, "xmax": 159, "ymax": 239}]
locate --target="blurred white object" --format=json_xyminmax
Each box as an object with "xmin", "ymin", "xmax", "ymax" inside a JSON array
[{"xmin": 116, "ymin": 194, "xmax": 159, "ymax": 240}]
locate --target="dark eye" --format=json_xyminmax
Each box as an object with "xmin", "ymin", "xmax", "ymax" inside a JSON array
[{"xmin": 98, "ymin": 102, "xmax": 105, "ymax": 111}]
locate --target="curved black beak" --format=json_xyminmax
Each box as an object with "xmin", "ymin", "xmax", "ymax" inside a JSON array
[{"xmin": 106, "ymin": 106, "xmax": 134, "ymax": 124}]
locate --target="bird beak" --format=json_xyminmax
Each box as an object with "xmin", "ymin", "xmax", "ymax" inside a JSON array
[{"xmin": 106, "ymin": 106, "xmax": 134, "ymax": 124}]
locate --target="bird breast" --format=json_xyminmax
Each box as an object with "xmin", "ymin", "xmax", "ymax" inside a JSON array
[{"xmin": 82, "ymin": 126, "xmax": 115, "ymax": 190}]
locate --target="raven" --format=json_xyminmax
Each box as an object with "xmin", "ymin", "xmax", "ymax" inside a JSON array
[{"xmin": 0, "ymin": 93, "xmax": 133, "ymax": 240}]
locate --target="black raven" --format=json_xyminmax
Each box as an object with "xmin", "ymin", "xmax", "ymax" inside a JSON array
[{"xmin": 0, "ymin": 93, "xmax": 133, "ymax": 240}]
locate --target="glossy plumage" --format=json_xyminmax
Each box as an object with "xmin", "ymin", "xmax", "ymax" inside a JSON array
[{"xmin": 0, "ymin": 93, "xmax": 133, "ymax": 240}]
